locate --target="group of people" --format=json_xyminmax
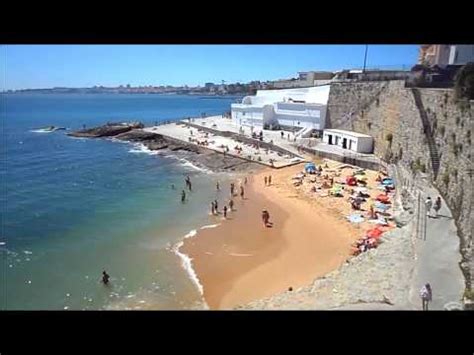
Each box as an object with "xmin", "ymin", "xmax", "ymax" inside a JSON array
[
  {"xmin": 263, "ymin": 175, "xmax": 272, "ymax": 186},
  {"xmin": 425, "ymin": 196, "xmax": 442, "ymax": 218},
  {"xmin": 210, "ymin": 179, "xmax": 247, "ymax": 219}
]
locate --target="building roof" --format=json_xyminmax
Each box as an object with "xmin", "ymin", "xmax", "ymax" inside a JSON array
[
  {"xmin": 323, "ymin": 129, "xmax": 373, "ymax": 139},
  {"xmin": 245, "ymin": 85, "xmax": 331, "ymax": 106}
]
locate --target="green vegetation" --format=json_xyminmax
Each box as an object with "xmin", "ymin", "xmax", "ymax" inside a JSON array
[
  {"xmin": 464, "ymin": 288, "xmax": 474, "ymax": 301},
  {"xmin": 442, "ymin": 172, "xmax": 450, "ymax": 186},
  {"xmin": 411, "ymin": 157, "xmax": 427, "ymax": 173},
  {"xmin": 454, "ymin": 62, "xmax": 474, "ymax": 101},
  {"xmin": 439, "ymin": 125, "xmax": 445, "ymax": 137}
]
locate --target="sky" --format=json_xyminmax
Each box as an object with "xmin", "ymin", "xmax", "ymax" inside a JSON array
[{"xmin": 1, "ymin": 45, "xmax": 419, "ymax": 90}]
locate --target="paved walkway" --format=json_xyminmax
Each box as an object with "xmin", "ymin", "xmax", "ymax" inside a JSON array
[
  {"xmin": 407, "ymin": 182, "xmax": 464, "ymax": 310},
  {"xmin": 144, "ymin": 123, "xmax": 304, "ymax": 168}
]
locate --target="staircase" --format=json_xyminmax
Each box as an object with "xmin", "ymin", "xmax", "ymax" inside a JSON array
[{"xmin": 411, "ymin": 88, "xmax": 440, "ymax": 178}]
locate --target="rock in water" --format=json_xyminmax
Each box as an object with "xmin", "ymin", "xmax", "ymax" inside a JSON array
[{"xmin": 68, "ymin": 122, "xmax": 144, "ymax": 138}]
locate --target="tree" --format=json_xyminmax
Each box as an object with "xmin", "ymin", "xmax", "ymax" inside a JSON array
[{"xmin": 454, "ymin": 62, "xmax": 474, "ymax": 101}]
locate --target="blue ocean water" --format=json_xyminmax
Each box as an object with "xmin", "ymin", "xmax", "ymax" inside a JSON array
[{"xmin": 1, "ymin": 94, "xmax": 239, "ymax": 310}]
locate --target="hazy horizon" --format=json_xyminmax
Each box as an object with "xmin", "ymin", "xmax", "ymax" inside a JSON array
[{"xmin": 2, "ymin": 45, "xmax": 419, "ymax": 91}]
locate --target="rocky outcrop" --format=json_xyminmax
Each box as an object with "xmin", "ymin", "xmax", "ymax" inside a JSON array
[
  {"xmin": 68, "ymin": 122, "xmax": 144, "ymax": 138},
  {"xmin": 68, "ymin": 122, "xmax": 261, "ymax": 173}
]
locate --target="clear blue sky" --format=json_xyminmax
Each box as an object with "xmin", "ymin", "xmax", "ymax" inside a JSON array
[{"xmin": 1, "ymin": 45, "xmax": 419, "ymax": 90}]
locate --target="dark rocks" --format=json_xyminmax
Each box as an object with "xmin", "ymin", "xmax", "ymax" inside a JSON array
[{"xmin": 68, "ymin": 122, "xmax": 143, "ymax": 138}]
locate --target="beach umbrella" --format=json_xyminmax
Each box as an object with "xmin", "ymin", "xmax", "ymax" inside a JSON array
[{"xmin": 376, "ymin": 194, "xmax": 390, "ymax": 203}]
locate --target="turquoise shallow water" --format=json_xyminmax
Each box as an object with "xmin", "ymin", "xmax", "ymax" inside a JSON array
[{"xmin": 1, "ymin": 93, "xmax": 239, "ymax": 310}]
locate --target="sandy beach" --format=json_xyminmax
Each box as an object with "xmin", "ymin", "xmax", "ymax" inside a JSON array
[{"xmin": 181, "ymin": 160, "xmax": 370, "ymax": 309}]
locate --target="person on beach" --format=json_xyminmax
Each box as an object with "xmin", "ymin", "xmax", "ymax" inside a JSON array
[
  {"xmin": 268, "ymin": 175, "xmax": 272, "ymax": 186},
  {"xmin": 425, "ymin": 196, "xmax": 432, "ymax": 217},
  {"xmin": 223, "ymin": 205, "xmax": 228, "ymax": 218},
  {"xmin": 229, "ymin": 199, "xmax": 234, "ymax": 211},
  {"xmin": 281, "ymin": 131, "xmax": 284, "ymax": 139},
  {"xmin": 264, "ymin": 176, "xmax": 268, "ymax": 186},
  {"xmin": 211, "ymin": 201, "xmax": 215, "ymax": 215},
  {"xmin": 230, "ymin": 183, "xmax": 235, "ymax": 196},
  {"xmin": 287, "ymin": 133, "xmax": 290, "ymax": 140},
  {"xmin": 244, "ymin": 177, "xmax": 248, "ymax": 185},
  {"xmin": 420, "ymin": 283, "xmax": 432, "ymax": 310},
  {"xmin": 214, "ymin": 200, "xmax": 218, "ymax": 213},
  {"xmin": 434, "ymin": 196, "xmax": 442, "ymax": 217},
  {"xmin": 262, "ymin": 210, "xmax": 270, "ymax": 227},
  {"xmin": 181, "ymin": 190, "xmax": 186, "ymax": 203},
  {"xmin": 102, "ymin": 270, "xmax": 110, "ymax": 285},
  {"xmin": 240, "ymin": 185, "xmax": 245, "ymax": 199},
  {"xmin": 216, "ymin": 181, "xmax": 220, "ymax": 191}
]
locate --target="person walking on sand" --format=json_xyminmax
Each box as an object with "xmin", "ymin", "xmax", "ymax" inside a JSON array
[
  {"xmin": 230, "ymin": 182, "xmax": 235, "ymax": 196},
  {"xmin": 425, "ymin": 196, "xmax": 433, "ymax": 218},
  {"xmin": 102, "ymin": 270, "xmax": 110, "ymax": 285},
  {"xmin": 214, "ymin": 200, "xmax": 218, "ymax": 213},
  {"xmin": 281, "ymin": 131, "xmax": 284, "ymax": 139},
  {"xmin": 216, "ymin": 181, "xmax": 220, "ymax": 191},
  {"xmin": 211, "ymin": 201, "xmax": 215, "ymax": 215},
  {"xmin": 181, "ymin": 190, "xmax": 186, "ymax": 203},
  {"xmin": 262, "ymin": 210, "xmax": 270, "ymax": 227},
  {"xmin": 229, "ymin": 199, "xmax": 234, "ymax": 211},
  {"xmin": 420, "ymin": 283, "xmax": 432, "ymax": 310},
  {"xmin": 244, "ymin": 177, "xmax": 248, "ymax": 185},
  {"xmin": 240, "ymin": 185, "xmax": 245, "ymax": 199},
  {"xmin": 434, "ymin": 196, "xmax": 442, "ymax": 218},
  {"xmin": 223, "ymin": 205, "xmax": 228, "ymax": 218},
  {"xmin": 268, "ymin": 175, "xmax": 272, "ymax": 186},
  {"xmin": 264, "ymin": 176, "xmax": 268, "ymax": 186}
]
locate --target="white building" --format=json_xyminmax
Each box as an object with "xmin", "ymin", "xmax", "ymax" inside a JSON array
[
  {"xmin": 322, "ymin": 129, "xmax": 374, "ymax": 153},
  {"xmin": 231, "ymin": 85, "xmax": 330, "ymax": 131}
]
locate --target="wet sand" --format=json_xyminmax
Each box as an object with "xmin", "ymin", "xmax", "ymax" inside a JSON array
[{"xmin": 181, "ymin": 164, "xmax": 362, "ymax": 309}]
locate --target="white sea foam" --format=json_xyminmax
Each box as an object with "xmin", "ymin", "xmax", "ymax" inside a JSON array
[
  {"xmin": 171, "ymin": 229, "xmax": 204, "ymax": 295},
  {"xmin": 200, "ymin": 224, "xmax": 220, "ymax": 230},
  {"xmin": 30, "ymin": 129, "xmax": 52, "ymax": 133},
  {"xmin": 178, "ymin": 158, "xmax": 213, "ymax": 174},
  {"xmin": 128, "ymin": 143, "xmax": 160, "ymax": 156}
]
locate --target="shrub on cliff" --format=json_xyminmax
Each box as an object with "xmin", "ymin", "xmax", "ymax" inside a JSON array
[{"xmin": 454, "ymin": 62, "xmax": 474, "ymax": 101}]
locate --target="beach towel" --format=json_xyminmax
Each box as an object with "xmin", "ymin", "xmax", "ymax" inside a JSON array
[
  {"xmin": 375, "ymin": 201, "xmax": 390, "ymax": 210},
  {"xmin": 369, "ymin": 217, "xmax": 388, "ymax": 225},
  {"xmin": 347, "ymin": 213, "xmax": 364, "ymax": 223}
]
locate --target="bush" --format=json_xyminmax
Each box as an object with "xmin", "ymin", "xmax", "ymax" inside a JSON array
[
  {"xmin": 454, "ymin": 62, "xmax": 474, "ymax": 101},
  {"xmin": 442, "ymin": 172, "xmax": 450, "ymax": 186},
  {"xmin": 439, "ymin": 125, "xmax": 446, "ymax": 137}
]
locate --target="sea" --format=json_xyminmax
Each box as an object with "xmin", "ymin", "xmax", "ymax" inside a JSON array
[{"xmin": 1, "ymin": 93, "xmax": 241, "ymax": 310}]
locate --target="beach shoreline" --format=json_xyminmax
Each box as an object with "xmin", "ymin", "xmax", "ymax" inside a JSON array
[{"xmin": 179, "ymin": 163, "xmax": 364, "ymax": 309}]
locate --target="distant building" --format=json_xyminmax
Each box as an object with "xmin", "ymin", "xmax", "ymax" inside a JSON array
[
  {"xmin": 270, "ymin": 71, "xmax": 334, "ymax": 89},
  {"xmin": 231, "ymin": 85, "xmax": 330, "ymax": 130},
  {"xmin": 333, "ymin": 69, "xmax": 413, "ymax": 82},
  {"xmin": 418, "ymin": 45, "xmax": 474, "ymax": 66}
]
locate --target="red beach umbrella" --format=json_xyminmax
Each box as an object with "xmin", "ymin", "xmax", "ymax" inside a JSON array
[
  {"xmin": 376, "ymin": 194, "xmax": 390, "ymax": 203},
  {"xmin": 366, "ymin": 228, "xmax": 383, "ymax": 239}
]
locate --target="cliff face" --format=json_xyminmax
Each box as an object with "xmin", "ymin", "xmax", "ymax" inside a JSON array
[{"xmin": 327, "ymin": 80, "xmax": 473, "ymax": 297}]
